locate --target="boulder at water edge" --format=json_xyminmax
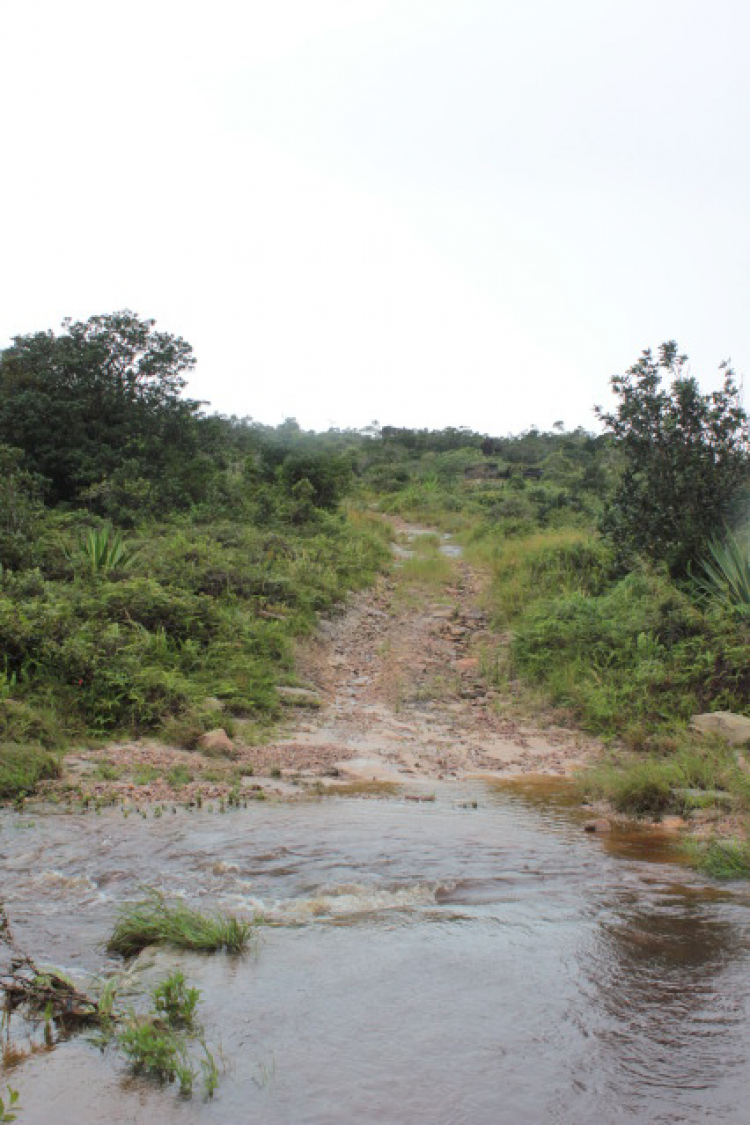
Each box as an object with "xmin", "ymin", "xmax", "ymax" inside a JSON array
[{"xmin": 689, "ymin": 712, "xmax": 750, "ymax": 747}]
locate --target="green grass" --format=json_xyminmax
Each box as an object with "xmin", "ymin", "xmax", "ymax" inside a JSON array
[
  {"xmin": 578, "ymin": 738, "xmax": 749, "ymax": 817},
  {"xmin": 398, "ymin": 554, "xmax": 453, "ymax": 587},
  {"xmin": 152, "ymin": 970, "xmax": 200, "ymax": 1029},
  {"xmin": 165, "ymin": 764, "xmax": 193, "ymax": 789},
  {"xmin": 510, "ymin": 564, "xmax": 749, "ymax": 742},
  {"xmin": 466, "ymin": 527, "xmax": 610, "ymax": 625},
  {"xmin": 106, "ymin": 889, "xmax": 256, "ymax": 957},
  {"xmin": 0, "ymin": 504, "xmax": 391, "ymax": 751},
  {"xmin": 684, "ymin": 838, "xmax": 750, "ymax": 879},
  {"xmin": 0, "ymin": 743, "xmax": 60, "ymax": 800}
]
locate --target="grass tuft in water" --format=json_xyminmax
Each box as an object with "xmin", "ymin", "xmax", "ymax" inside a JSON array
[
  {"xmin": 684, "ymin": 838, "xmax": 750, "ymax": 880},
  {"xmin": 106, "ymin": 889, "xmax": 255, "ymax": 957}
]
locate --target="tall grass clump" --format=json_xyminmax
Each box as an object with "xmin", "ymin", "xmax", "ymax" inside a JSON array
[
  {"xmin": 466, "ymin": 528, "xmax": 613, "ymax": 626},
  {"xmin": 579, "ymin": 737, "xmax": 749, "ymax": 818},
  {"xmin": 684, "ymin": 838, "xmax": 750, "ymax": 880},
  {"xmin": 106, "ymin": 889, "xmax": 255, "ymax": 957},
  {"xmin": 0, "ymin": 743, "xmax": 60, "ymax": 800}
]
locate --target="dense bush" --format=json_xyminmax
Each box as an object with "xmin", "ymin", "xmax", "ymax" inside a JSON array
[
  {"xmin": 0, "ymin": 508, "xmax": 390, "ymax": 741},
  {"xmin": 513, "ymin": 567, "xmax": 749, "ymax": 736}
]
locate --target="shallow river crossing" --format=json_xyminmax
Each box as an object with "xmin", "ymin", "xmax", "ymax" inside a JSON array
[{"xmin": 1, "ymin": 779, "xmax": 749, "ymax": 1124}]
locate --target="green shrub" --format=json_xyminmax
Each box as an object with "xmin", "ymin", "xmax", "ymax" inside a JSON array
[
  {"xmin": 0, "ymin": 743, "xmax": 60, "ymax": 800},
  {"xmin": 512, "ymin": 567, "xmax": 749, "ymax": 736}
]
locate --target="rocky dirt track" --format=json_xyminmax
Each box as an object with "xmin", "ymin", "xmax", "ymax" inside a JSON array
[{"xmin": 262, "ymin": 526, "xmax": 599, "ymax": 785}]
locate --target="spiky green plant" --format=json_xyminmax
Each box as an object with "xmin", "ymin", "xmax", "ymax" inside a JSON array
[
  {"xmin": 75, "ymin": 525, "xmax": 140, "ymax": 577},
  {"xmin": 696, "ymin": 529, "xmax": 750, "ymax": 618}
]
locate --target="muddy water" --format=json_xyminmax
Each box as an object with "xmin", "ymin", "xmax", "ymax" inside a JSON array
[{"xmin": 2, "ymin": 782, "xmax": 749, "ymax": 1124}]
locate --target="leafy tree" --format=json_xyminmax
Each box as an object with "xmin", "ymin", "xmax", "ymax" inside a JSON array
[
  {"xmin": 0, "ymin": 444, "xmax": 44, "ymax": 569},
  {"xmin": 0, "ymin": 312, "xmax": 203, "ymax": 504},
  {"xmin": 596, "ymin": 342, "xmax": 749, "ymax": 576}
]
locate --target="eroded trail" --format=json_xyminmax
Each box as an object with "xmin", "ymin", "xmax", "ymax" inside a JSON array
[{"xmin": 262, "ymin": 525, "xmax": 599, "ymax": 784}]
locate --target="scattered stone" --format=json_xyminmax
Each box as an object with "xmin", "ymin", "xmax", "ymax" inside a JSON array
[
  {"xmin": 674, "ymin": 787, "xmax": 736, "ymax": 807},
  {"xmin": 689, "ymin": 711, "xmax": 750, "ymax": 747},
  {"xmin": 197, "ymin": 729, "xmax": 235, "ymax": 757},
  {"xmin": 584, "ymin": 818, "xmax": 611, "ymax": 833},
  {"xmin": 661, "ymin": 816, "xmax": 687, "ymax": 830},
  {"xmin": 454, "ymin": 657, "xmax": 480, "ymax": 672},
  {"xmin": 277, "ymin": 686, "xmax": 323, "ymax": 708}
]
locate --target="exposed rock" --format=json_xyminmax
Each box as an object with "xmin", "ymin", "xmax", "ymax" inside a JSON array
[
  {"xmin": 661, "ymin": 816, "xmax": 688, "ymax": 830},
  {"xmin": 197, "ymin": 728, "xmax": 236, "ymax": 757},
  {"xmin": 584, "ymin": 818, "xmax": 611, "ymax": 833},
  {"xmin": 690, "ymin": 711, "xmax": 750, "ymax": 747},
  {"xmin": 277, "ymin": 686, "xmax": 323, "ymax": 708},
  {"xmin": 454, "ymin": 657, "xmax": 480, "ymax": 672}
]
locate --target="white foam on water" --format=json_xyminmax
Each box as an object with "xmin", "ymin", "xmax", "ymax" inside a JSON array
[{"xmin": 219, "ymin": 880, "xmax": 454, "ymax": 924}]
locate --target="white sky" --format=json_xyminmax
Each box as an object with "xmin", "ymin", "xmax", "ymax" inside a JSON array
[{"xmin": 2, "ymin": 0, "xmax": 749, "ymax": 434}]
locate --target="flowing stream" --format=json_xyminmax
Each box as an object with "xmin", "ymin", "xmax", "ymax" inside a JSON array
[{"xmin": 2, "ymin": 779, "xmax": 749, "ymax": 1123}]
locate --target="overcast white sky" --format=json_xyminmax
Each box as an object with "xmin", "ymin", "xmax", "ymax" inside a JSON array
[{"xmin": 2, "ymin": 0, "xmax": 749, "ymax": 434}]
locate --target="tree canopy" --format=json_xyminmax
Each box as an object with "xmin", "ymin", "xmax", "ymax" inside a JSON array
[
  {"xmin": 0, "ymin": 311, "xmax": 202, "ymax": 504},
  {"xmin": 596, "ymin": 342, "xmax": 749, "ymax": 576}
]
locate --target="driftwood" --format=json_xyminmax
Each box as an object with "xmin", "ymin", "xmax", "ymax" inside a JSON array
[{"xmin": 1, "ymin": 904, "xmax": 100, "ymax": 1025}]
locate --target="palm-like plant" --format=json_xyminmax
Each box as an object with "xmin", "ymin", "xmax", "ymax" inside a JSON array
[
  {"xmin": 696, "ymin": 529, "xmax": 750, "ymax": 618},
  {"xmin": 75, "ymin": 526, "xmax": 140, "ymax": 577}
]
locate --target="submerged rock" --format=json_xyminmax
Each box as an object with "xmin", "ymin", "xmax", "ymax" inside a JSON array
[
  {"xmin": 690, "ymin": 712, "xmax": 750, "ymax": 747},
  {"xmin": 584, "ymin": 818, "xmax": 611, "ymax": 833}
]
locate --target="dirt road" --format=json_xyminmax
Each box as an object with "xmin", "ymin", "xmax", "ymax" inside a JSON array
[{"xmin": 261, "ymin": 525, "xmax": 598, "ymax": 785}]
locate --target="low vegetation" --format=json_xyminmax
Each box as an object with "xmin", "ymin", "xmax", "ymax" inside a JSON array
[
  {"xmin": 1, "ymin": 899, "xmax": 223, "ymax": 1100},
  {"xmin": 0, "ymin": 1086, "xmax": 19, "ymax": 1124},
  {"xmin": 106, "ymin": 890, "xmax": 256, "ymax": 957},
  {"xmin": 0, "ymin": 743, "xmax": 60, "ymax": 800},
  {"xmin": 117, "ymin": 970, "xmax": 219, "ymax": 1098},
  {"xmin": 684, "ymin": 838, "xmax": 750, "ymax": 879}
]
